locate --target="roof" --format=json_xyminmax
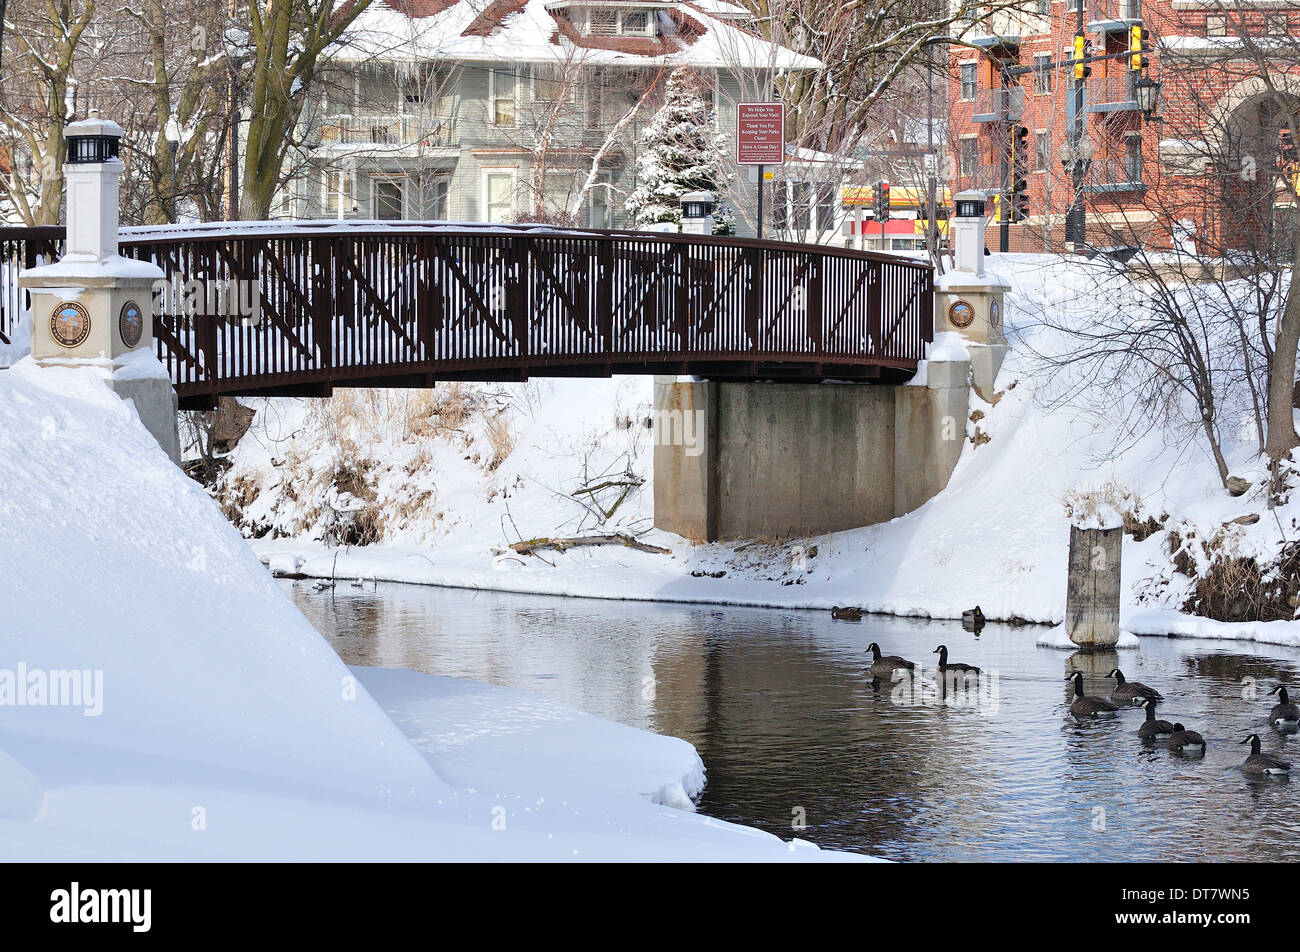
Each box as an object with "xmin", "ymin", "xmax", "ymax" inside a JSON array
[{"xmin": 336, "ymin": 0, "xmax": 822, "ymax": 69}]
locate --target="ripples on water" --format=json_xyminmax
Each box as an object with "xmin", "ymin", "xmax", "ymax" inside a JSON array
[{"xmin": 285, "ymin": 580, "xmax": 1300, "ymax": 861}]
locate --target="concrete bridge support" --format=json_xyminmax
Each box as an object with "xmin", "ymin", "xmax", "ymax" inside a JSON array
[{"xmin": 653, "ymin": 362, "xmax": 972, "ymax": 542}]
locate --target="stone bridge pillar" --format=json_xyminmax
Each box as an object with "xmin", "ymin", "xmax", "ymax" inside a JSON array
[
  {"xmin": 936, "ymin": 190, "xmax": 1010, "ymax": 402},
  {"xmin": 19, "ymin": 114, "xmax": 178, "ymax": 462}
]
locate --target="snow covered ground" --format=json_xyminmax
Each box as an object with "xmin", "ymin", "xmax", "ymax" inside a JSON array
[
  {"xmin": 225, "ymin": 253, "xmax": 1300, "ymax": 648},
  {"xmin": 0, "ymin": 358, "xmax": 859, "ymax": 860}
]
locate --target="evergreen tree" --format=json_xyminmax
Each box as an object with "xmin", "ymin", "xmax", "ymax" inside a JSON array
[{"xmin": 626, "ymin": 69, "xmax": 733, "ymax": 234}]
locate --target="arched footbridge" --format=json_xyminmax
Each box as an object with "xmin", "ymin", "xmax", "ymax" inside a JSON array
[{"xmin": 2, "ymin": 222, "xmax": 934, "ymax": 410}]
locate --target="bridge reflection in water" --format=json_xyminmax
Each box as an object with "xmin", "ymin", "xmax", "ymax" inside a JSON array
[{"xmin": 3, "ymin": 222, "xmax": 933, "ymax": 410}]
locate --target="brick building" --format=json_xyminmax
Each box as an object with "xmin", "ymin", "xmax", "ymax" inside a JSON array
[{"xmin": 949, "ymin": 0, "xmax": 1300, "ymax": 255}]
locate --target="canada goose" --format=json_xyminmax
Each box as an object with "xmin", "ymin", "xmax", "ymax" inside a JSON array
[
  {"xmin": 961, "ymin": 606, "xmax": 985, "ymax": 625},
  {"xmin": 1136, "ymin": 696, "xmax": 1175, "ymax": 741},
  {"xmin": 933, "ymin": 645, "xmax": 980, "ymax": 674},
  {"xmin": 1242, "ymin": 734, "xmax": 1292, "ymax": 774},
  {"xmin": 1066, "ymin": 672, "xmax": 1119, "ymax": 719},
  {"xmin": 865, "ymin": 642, "xmax": 914, "ymax": 678},
  {"xmin": 831, "ymin": 606, "xmax": 864, "ymax": 621},
  {"xmin": 1107, "ymin": 668, "xmax": 1163, "ymax": 705},
  {"xmin": 1268, "ymin": 686, "xmax": 1300, "ymax": 726},
  {"xmin": 1168, "ymin": 723, "xmax": 1206, "ymax": 755}
]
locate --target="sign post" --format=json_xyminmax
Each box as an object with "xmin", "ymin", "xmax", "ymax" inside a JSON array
[{"xmin": 736, "ymin": 102, "xmax": 785, "ymax": 240}]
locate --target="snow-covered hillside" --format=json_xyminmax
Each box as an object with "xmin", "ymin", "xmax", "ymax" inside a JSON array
[
  {"xmin": 220, "ymin": 253, "xmax": 1300, "ymax": 647},
  {"xmin": 0, "ymin": 358, "xmax": 855, "ymax": 860}
]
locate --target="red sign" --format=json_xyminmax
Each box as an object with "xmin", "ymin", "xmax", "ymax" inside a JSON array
[{"xmin": 736, "ymin": 102, "xmax": 785, "ymax": 166}]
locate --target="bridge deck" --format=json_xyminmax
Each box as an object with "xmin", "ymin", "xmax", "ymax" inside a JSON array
[{"xmin": 2, "ymin": 222, "xmax": 934, "ymax": 409}]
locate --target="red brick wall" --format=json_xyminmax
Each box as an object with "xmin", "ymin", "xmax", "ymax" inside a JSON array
[{"xmin": 948, "ymin": 1, "xmax": 1300, "ymax": 253}]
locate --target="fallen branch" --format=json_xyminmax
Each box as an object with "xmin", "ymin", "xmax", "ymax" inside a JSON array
[{"xmin": 510, "ymin": 533, "xmax": 671, "ymax": 557}]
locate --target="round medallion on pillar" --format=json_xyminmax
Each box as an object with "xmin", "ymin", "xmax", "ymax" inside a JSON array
[
  {"xmin": 50, "ymin": 301, "xmax": 91, "ymax": 348},
  {"xmin": 990, "ymin": 299, "xmax": 1002, "ymax": 329},
  {"xmin": 119, "ymin": 300, "xmax": 144, "ymax": 347},
  {"xmin": 948, "ymin": 300, "xmax": 974, "ymax": 329}
]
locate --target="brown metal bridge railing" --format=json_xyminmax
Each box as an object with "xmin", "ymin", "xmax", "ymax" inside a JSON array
[
  {"xmin": 0, "ymin": 226, "xmax": 64, "ymax": 347},
  {"xmin": 2, "ymin": 223, "xmax": 934, "ymax": 408}
]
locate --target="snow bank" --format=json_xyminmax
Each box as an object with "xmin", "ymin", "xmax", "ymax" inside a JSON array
[
  {"xmin": 353, "ymin": 667, "xmax": 705, "ymax": 811},
  {"xmin": 0, "ymin": 360, "xmax": 855, "ymax": 859}
]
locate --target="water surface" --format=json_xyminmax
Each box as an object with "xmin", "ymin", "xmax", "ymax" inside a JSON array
[{"xmin": 285, "ymin": 579, "xmax": 1300, "ymax": 861}]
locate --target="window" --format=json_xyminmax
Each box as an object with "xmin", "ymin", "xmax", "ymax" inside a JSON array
[
  {"xmin": 585, "ymin": 68, "xmax": 604, "ymax": 127},
  {"xmin": 772, "ymin": 182, "xmax": 788, "ymax": 232},
  {"xmin": 620, "ymin": 10, "xmax": 652, "ymax": 35},
  {"xmin": 1205, "ymin": 15, "xmax": 1226, "ymax": 37},
  {"xmin": 816, "ymin": 184, "xmax": 837, "ymax": 234},
  {"xmin": 1036, "ymin": 0, "xmax": 1049, "ymax": 16},
  {"xmin": 1033, "ymin": 54, "xmax": 1052, "ymax": 95},
  {"xmin": 373, "ymin": 179, "xmax": 404, "ymax": 220},
  {"xmin": 427, "ymin": 175, "xmax": 450, "ymax": 220},
  {"xmin": 960, "ymin": 63, "xmax": 978, "ymax": 101},
  {"xmin": 1125, "ymin": 135, "xmax": 1142, "ymax": 182},
  {"xmin": 324, "ymin": 170, "xmax": 352, "ymax": 218},
  {"xmin": 1266, "ymin": 13, "xmax": 1288, "ymax": 35},
  {"xmin": 1034, "ymin": 131, "xmax": 1049, "ymax": 171},
  {"xmin": 589, "ymin": 177, "xmax": 612, "ymax": 229},
  {"xmin": 533, "ymin": 64, "xmax": 564, "ymax": 102},
  {"xmin": 960, "ymin": 136, "xmax": 980, "ymax": 178},
  {"xmin": 491, "ymin": 69, "xmax": 517, "ymax": 126},
  {"xmin": 484, "ymin": 171, "xmax": 514, "ymax": 223},
  {"xmin": 791, "ymin": 182, "xmax": 811, "ymax": 232}
]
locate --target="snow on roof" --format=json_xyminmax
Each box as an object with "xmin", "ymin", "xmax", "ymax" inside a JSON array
[{"xmin": 337, "ymin": 0, "xmax": 821, "ymax": 70}]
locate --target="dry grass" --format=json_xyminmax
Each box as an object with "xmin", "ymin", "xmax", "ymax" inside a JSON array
[{"xmin": 482, "ymin": 410, "xmax": 515, "ymax": 472}]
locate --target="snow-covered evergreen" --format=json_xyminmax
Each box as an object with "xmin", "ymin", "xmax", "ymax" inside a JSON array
[{"xmin": 626, "ymin": 69, "xmax": 734, "ymax": 234}]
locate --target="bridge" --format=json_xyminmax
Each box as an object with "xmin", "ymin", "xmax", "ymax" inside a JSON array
[{"xmin": 2, "ymin": 221, "xmax": 933, "ymax": 410}]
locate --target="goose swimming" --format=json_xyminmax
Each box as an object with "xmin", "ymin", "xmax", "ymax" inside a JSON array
[
  {"xmin": 1107, "ymin": 668, "xmax": 1162, "ymax": 706},
  {"xmin": 1242, "ymin": 733, "xmax": 1292, "ymax": 775},
  {"xmin": 1066, "ymin": 672, "xmax": 1119, "ymax": 719},
  {"xmin": 1268, "ymin": 686, "xmax": 1300, "ymax": 727},
  {"xmin": 864, "ymin": 642, "xmax": 914, "ymax": 679},
  {"xmin": 1169, "ymin": 723, "xmax": 1206, "ymax": 755},
  {"xmin": 1136, "ymin": 696, "xmax": 1175, "ymax": 741}
]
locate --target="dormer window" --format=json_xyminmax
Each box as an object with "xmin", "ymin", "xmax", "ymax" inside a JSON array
[
  {"xmin": 553, "ymin": 4, "xmax": 661, "ymax": 38},
  {"xmin": 620, "ymin": 11, "xmax": 652, "ymax": 35}
]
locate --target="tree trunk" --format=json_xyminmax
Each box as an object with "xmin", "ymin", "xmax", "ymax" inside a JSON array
[{"xmin": 1265, "ymin": 228, "xmax": 1300, "ymax": 465}]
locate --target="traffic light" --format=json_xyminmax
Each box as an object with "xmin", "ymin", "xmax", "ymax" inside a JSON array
[
  {"xmin": 1129, "ymin": 25, "xmax": 1143, "ymax": 71},
  {"xmin": 1011, "ymin": 175, "xmax": 1029, "ymax": 222},
  {"xmin": 1073, "ymin": 34, "xmax": 1090, "ymax": 80},
  {"xmin": 874, "ymin": 180, "xmax": 891, "ymax": 222},
  {"xmin": 1011, "ymin": 124, "xmax": 1029, "ymax": 167}
]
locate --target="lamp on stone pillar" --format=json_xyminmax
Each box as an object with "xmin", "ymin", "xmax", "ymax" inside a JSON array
[
  {"xmin": 679, "ymin": 190, "xmax": 716, "ymax": 236},
  {"xmin": 934, "ymin": 189, "xmax": 1011, "ymax": 402},
  {"xmin": 19, "ymin": 112, "xmax": 179, "ymax": 462}
]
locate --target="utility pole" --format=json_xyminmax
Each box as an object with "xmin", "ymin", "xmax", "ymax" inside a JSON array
[
  {"xmin": 1067, "ymin": 1, "xmax": 1088, "ymax": 251},
  {"xmin": 999, "ymin": 68, "xmax": 1011, "ymax": 253}
]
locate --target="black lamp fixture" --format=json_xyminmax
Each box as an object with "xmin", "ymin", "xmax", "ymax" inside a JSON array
[{"xmin": 1134, "ymin": 74, "xmax": 1160, "ymax": 119}]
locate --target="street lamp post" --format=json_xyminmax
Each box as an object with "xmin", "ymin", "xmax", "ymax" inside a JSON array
[{"xmin": 164, "ymin": 115, "xmax": 181, "ymax": 224}]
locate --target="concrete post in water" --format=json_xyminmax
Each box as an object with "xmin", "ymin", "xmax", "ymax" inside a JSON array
[
  {"xmin": 1066, "ymin": 523, "xmax": 1123, "ymax": 648},
  {"xmin": 19, "ymin": 113, "xmax": 178, "ymax": 462},
  {"xmin": 935, "ymin": 190, "xmax": 1010, "ymax": 402}
]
